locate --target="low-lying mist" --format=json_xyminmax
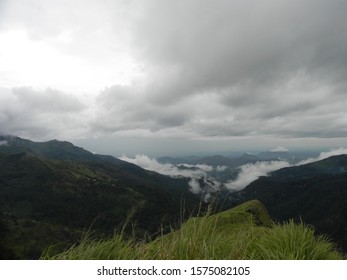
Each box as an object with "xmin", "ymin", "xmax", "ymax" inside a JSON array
[
  {"xmin": 224, "ymin": 160, "xmax": 291, "ymax": 191},
  {"xmin": 120, "ymin": 148, "xmax": 347, "ymax": 196}
]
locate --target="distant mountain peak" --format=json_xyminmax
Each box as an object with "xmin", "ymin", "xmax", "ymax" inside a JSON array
[{"xmin": 241, "ymin": 152, "xmax": 258, "ymax": 157}]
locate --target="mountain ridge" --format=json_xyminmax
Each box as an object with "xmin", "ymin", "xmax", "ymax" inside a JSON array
[{"xmin": 0, "ymin": 136, "xmax": 200, "ymax": 259}]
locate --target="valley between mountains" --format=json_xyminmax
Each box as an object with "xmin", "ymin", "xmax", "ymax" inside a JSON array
[{"xmin": 0, "ymin": 135, "xmax": 346, "ymax": 259}]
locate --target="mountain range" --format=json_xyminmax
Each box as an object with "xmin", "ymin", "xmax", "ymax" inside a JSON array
[
  {"xmin": 1, "ymin": 135, "xmax": 347, "ymax": 258},
  {"xmin": 157, "ymin": 150, "xmax": 316, "ymax": 167}
]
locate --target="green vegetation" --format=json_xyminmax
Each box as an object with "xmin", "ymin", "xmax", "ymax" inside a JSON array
[
  {"xmin": 1, "ymin": 136, "xmax": 346, "ymax": 259},
  {"xmin": 0, "ymin": 217, "xmax": 82, "ymax": 259},
  {"xmin": 46, "ymin": 200, "xmax": 344, "ymax": 260},
  {"xmin": 251, "ymin": 221, "xmax": 341, "ymax": 260},
  {"xmin": 0, "ymin": 138, "xmax": 199, "ymax": 259}
]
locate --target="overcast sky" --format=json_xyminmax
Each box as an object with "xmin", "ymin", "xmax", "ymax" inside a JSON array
[{"xmin": 1, "ymin": 0, "xmax": 347, "ymax": 156}]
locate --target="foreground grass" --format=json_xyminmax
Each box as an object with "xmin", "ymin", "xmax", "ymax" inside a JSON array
[
  {"xmin": 251, "ymin": 221, "xmax": 342, "ymax": 259},
  {"xmin": 45, "ymin": 200, "xmax": 344, "ymax": 260}
]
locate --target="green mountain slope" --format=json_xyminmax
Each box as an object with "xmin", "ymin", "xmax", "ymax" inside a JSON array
[
  {"xmin": 271, "ymin": 155, "xmax": 347, "ymax": 179},
  {"xmin": 0, "ymin": 136, "xmax": 200, "ymax": 259},
  {"xmin": 233, "ymin": 155, "xmax": 347, "ymax": 253}
]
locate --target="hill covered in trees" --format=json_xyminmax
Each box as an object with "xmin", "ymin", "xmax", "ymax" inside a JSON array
[{"xmin": 0, "ymin": 135, "xmax": 200, "ymax": 259}]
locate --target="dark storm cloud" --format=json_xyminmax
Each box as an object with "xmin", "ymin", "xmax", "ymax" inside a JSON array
[
  {"xmin": 93, "ymin": 0, "xmax": 347, "ymax": 141},
  {"xmin": 132, "ymin": 0, "xmax": 347, "ymax": 98}
]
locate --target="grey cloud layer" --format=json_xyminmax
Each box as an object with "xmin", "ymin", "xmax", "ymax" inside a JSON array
[
  {"xmin": 0, "ymin": 87, "xmax": 88, "ymax": 139},
  {"xmin": 133, "ymin": 0, "xmax": 347, "ymax": 94},
  {"xmin": 2, "ymin": 0, "xmax": 347, "ymax": 145},
  {"xmin": 90, "ymin": 0, "xmax": 347, "ymax": 140}
]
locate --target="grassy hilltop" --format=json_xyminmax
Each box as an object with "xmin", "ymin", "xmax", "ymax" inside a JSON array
[{"xmin": 47, "ymin": 200, "xmax": 343, "ymax": 260}]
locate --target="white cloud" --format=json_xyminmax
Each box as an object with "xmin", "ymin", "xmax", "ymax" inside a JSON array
[
  {"xmin": 121, "ymin": 148, "xmax": 347, "ymax": 195},
  {"xmin": 179, "ymin": 163, "xmax": 214, "ymax": 172},
  {"xmin": 216, "ymin": 165, "xmax": 228, "ymax": 172},
  {"xmin": 188, "ymin": 179, "xmax": 201, "ymax": 194},
  {"xmin": 225, "ymin": 147, "xmax": 347, "ymax": 192},
  {"xmin": 0, "ymin": 140, "xmax": 8, "ymax": 146},
  {"xmin": 270, "ymin": 146, "xmax": 289, "ymax": 152},
  {"xmin": 120, "ymin": 155, "xmax": 292, "ymax": 194},
  {"xmin": 225, "ymin": 161, "xmax": 291, "ymax": 191},
  {"xmin": 297, "ymin": 148, "xmax": 347, "ymax": 165},
  {"xmin": 119, "ymin": 154, "xmax": 210, "ymax": 178},
  {"xmin": 119, "ymin": 154, "xmax": 225, "ymax": 195}
]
